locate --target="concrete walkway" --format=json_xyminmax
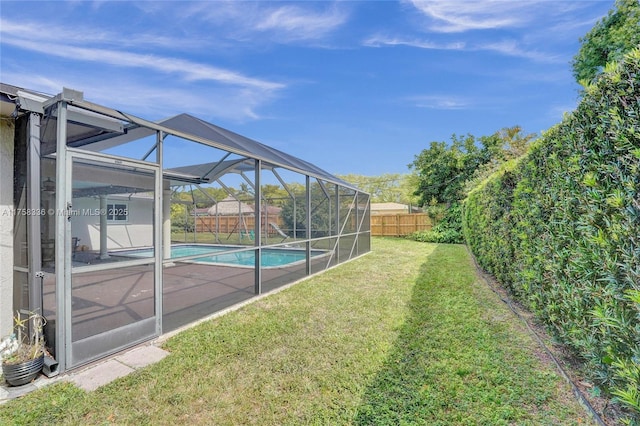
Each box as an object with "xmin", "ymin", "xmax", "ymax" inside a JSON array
[{"xmin": 0, "ymin": 344, "xmax": 169, "ymax": 403}]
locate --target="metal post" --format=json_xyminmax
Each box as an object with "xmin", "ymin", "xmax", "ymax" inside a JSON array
[
  {"xmin": 273, "ymin": 170, "xmax": 295, "ymax": 240},
  {"xmin": 163, "ymin": 182, "xmax": 172, "ymax": 261},
  {"xmin": 354, "ymin": 192, "xmax": 360, "ymax": 255},
  {"xmin": 334, "ymin": 184, "xmax": 340, "ymax": 259},
  {"xmin": 293, "ymin": 197, "xmax": 297, "ymax": 240},
  {"xmin": 27, "ymin": 113, "xmax": 42, "ymax": 314},
  {"xmin": 99, "ymin": 195, "xmax": 109, "ymax": 259},
  {"xmin": 254, "ymin": 159, "xmax": 262, "ymax": 295},
  {"xmin": 190, "ymin": 186, "xmax": 197, "ymax": 243},
  {"xmin": 157, "ymin": 132, "xmax": 171, "ymax": 262},
  {"xmin": 155, "ymin": 131, "xmax": 164, "ymax": 335},
  {"xmin": 305, "ymin": 175, "xmax": 311, "ymax": 275},
  {"xmin": 54, "ymin": 100, "xmax": 69, "ymax": 371}
]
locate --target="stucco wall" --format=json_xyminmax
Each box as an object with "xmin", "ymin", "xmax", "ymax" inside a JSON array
[
  {"xmin": 71, "ymin": 197, "xmax": 154, "ymax": 250},
  {"xmin": 0, "ymin": 118, "xmax": 15, "ymax": 337}
]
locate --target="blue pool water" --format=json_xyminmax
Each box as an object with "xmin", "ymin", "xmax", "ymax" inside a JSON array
[{"xmin": 118, "ymin": 244, "xmax": 324, "ymax": 267}]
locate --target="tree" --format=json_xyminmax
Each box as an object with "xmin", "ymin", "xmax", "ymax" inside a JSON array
[
  {"xmin": 572, "ymin": 0, "xmax": 640, "ymax": 85},
  {"xmin": 409, "ymin": 134, "xmax": 480, "ymax": 206},
  {"xmin": 398, "ymin": 174, "xmax": 421, "ymax": 207},
  {"xmin": 182, "ymin": 186, "xmax": 228, "ymax": 208},
  {"xmin": 170, "ymin": 191, "xmax": 194, "ymax": 232},
  {"xmin": 408, "ymin": 127, "xmax": 534, "ymax": 244},
  {"xmin": 279, "ymin": 182, "xmax": 333, "ymax": 238},
  {"xmin": 261, "ymin": 184, "xmax": 289, "ymax": 206},
  {"xmin": 497, "ymin": 125, "xmax": 535, "ymax": 160},
  {"xmin": 410, "ymin": 127, "xmax": 535, "ymax": 207},
  {"xmin": 337, "ymin": 173, "xmax": 419, "ymax": 206},
  {"xmin": 466, "ymin": 126, "xmax": 536, "ymax": 191}
]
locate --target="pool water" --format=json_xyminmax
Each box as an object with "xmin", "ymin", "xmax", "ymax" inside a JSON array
[{"xmin": 118, "ymin": 244, "xmax": 323, "ymax": 267}]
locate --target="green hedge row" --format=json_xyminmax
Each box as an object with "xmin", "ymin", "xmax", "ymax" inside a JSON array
[{"xmin": 463, "ymin": 49, "xmax": 640, "ymax": 422}]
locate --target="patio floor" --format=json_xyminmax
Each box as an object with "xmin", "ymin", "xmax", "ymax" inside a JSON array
[{"xmin": 42, "ymin": 254, "xmax": 324, "ymax": 355}]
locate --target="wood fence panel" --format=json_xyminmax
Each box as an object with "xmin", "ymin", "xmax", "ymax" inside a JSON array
[
  {"xmin": 371, "ymin": 213, "xmax": 432, "ymax": 236},
  {"xmin": 194, "ymin": 215, "xmax": 284, "ymax": 236}
]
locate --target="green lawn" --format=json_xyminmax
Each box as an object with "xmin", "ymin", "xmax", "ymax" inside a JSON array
[{"xmin": 1, "ymin": 238, "xmax": 591, "ymax": 425}]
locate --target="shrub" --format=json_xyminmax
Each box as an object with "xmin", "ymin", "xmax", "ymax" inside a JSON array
[
  {"xmin": 408, "ymin": 203, "xmax": 464, "ymax": 244},
  {"xmin": 463, "ymin": 49, "xmax": 640, "ymax": 422}
]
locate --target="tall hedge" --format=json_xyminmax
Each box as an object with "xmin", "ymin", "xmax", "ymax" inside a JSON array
[{"xmin": 463, "ymin": 49, "xmax": 640, "ymax": 421}]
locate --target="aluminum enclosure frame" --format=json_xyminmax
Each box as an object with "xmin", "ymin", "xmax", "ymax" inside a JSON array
[{"xmin": 5, "ymin": 84, "xmax": 371, "ymax": 374}]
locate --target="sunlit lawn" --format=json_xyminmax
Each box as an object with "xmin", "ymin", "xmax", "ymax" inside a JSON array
[{"xmin": 1, "ymin": 238, "xmax": 590, "ymax": 425}]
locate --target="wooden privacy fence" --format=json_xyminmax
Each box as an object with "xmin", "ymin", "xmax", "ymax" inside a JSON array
[
  {"xmin": 195, "ymin": 215, "xmax": 285, "ymax": 236},
  {"xmin": 371, "ymin": 213, "xmax": 432, "ymax": 236}
]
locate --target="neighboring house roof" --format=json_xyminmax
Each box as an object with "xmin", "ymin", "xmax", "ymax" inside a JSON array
[
  {"xmin": 371, "ymin": 202, "xmax": 421, "ymax": 213},
  {"xmin": 207, "ymin": 196, "xmax": 254, "ymax": 216},
  {"xmin": 261, "ymin": 205, "xmax": 282, "ymax": 215},
  {"xmin": 371, "ymin": 202, "xmax": 409, "ymax": 211}
]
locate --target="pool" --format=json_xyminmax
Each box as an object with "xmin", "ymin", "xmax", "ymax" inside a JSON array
[{"xmin": 115, "ymin": 244, "xmax": 327, "ymax": 268}]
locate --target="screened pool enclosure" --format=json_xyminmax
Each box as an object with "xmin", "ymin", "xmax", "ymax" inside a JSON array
[{"xmin": 8, "ymin": 86, "xmax": 370, "ymax": 373}]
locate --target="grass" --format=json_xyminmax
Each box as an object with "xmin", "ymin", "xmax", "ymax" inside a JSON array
[{"xmin": 0, "ymin": 238, "xmax": 591, "ymax": 425}]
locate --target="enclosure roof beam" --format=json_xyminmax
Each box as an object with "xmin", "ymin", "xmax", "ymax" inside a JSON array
[
  {"xmin": 39, "ymin": 89, "xmax": 359, "ymax": 191},
  {"xmin": 317, "ymin": 178, "xmax": 330, "ymax": 199},
  {"xmin": 201, "ymin": 152, "xmax": 232, "ymax": 180},
  {"xmin": 272, "ymin": 169, "xmax": 295, "ymax": 200},
  {"xmin": 203, "ymin": 158, "xmax": 249, "ymax": 181},
  {"xmin": 240, "ymin": 172, "xmax": 255, "ymax": 193},
  {"xmin": 193, "ymin": 184, "xmax": 218, "ymax": 204}
]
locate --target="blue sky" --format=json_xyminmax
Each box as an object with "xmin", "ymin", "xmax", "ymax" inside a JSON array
[{"xmin": 1, "ymin": 1, "xmax": 613, "ymax": 177}]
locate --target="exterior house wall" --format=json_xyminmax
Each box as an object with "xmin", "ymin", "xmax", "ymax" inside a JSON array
[
  {"xmin": 71, "ymin": 197, "xmax": 153, "ymax": 250},
  {"xmin": 0, "ymin": 118, "xmax": 14, "ymax": 337}
]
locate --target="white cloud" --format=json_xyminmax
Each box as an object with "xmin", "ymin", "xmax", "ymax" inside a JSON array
[
  {"xmin": 255, "ymin": 5, "xmax": 348, "ymax": 40},
  {"xmin": 180, "ymin": 2, "xmax": 348, "ymax": 43},
  {"xmin": 406, "ymin": 95, "xmax": 471, "ymax": 110},
  {"xmin": 364, "ymin": 34, "xmax": 559, "ymax": 63},
  {"xmin": 0, "ymin": 13, "xmax": 290, "ymax": 122},
  {"xmin": 407, "ymin": 0, "xmax": 529, "ymax": 33},
  {"xmin": 366, "ymin": 1, "xmax": 606, "ymax": 64},
  {"xmin": 479, "ymin": 40, "xmax": 561, "ymax": 63},
  {"xmin": 0, "ymin": 18, "xmax": 199, "ymax": 50},
  {"xmin": 1, "ymin": 35, "xmax": 283, "ymax": 91},
  {"xmin": 405, "ymin": 0, "xmax": 600, "ymax": 36},
  {"xmin": 363, "ymin": 34, "xmax": 465, "ymax": 50},
  {"xmin": 1, "ymin": 69, "xmax": 275, "ymax": 122}
]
